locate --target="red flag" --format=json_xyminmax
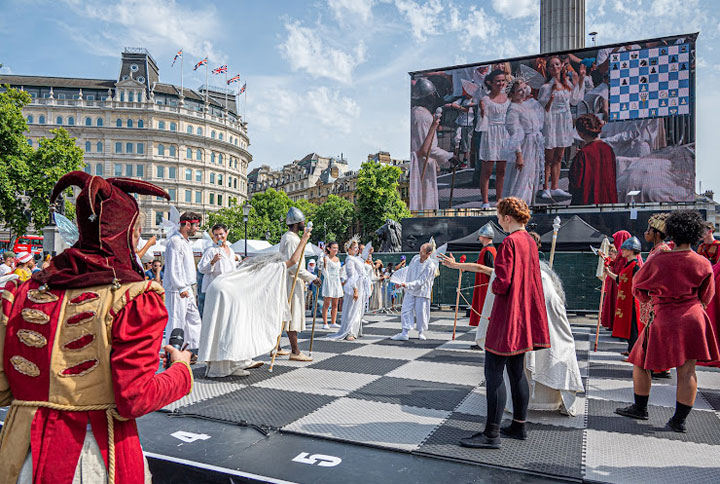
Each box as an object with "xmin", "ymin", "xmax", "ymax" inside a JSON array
[{"xmin": 193, "ymin": 57, "xmax": 208, "ymax": 71}]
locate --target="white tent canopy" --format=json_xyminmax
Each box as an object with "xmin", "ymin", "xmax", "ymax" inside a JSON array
[
  {"xmin": 254, "ymin": 242, "xmax": 323, "ymax": 258},
  {"xmin": 230, "ymin": 239, "xmax": 273, "ymax": 255}
]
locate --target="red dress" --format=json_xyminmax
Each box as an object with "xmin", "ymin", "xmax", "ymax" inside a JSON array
[
  {"xmin": 611, "ymin": 260, "xmax": 641, "ymax": 340},
  {"xmin": 700, "ymin": 262, "xmax": 720, "ymax": 367},
  {"xmin": 629, "ymin": 251, "xmax": 719, "ymax": 370},
  {"xmin": 569, "ymin": 139, "xmax": 618, "ymax": 205},
  {"xmin": 638, "ymin": 242, "xmax": 672, "ymax": 327},
  {"xmin": 698, "ymin": 240, "xmax": 720, "ymax": 265},
  {"xmin": 469, "ymin": 245, "xmax": 495, "ymax": 327},
  {"xmin": 485, "ymin": 231, "xmax": 550, "ymax": 356}
]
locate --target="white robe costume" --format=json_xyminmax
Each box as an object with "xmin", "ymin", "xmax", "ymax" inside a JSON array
[
  {"xmin": 199, "ymin": 255, "xmax": 290, "ymax": 376},
  {"xmin": 502, "ymin": 99, "xmax": 545, "ymax": 205},
  {"xmin": 409, "ymin": 105, "xmax": 453, "ymax": 211},
  {"xmin": 279, "ymin": 231, "xmax": 315, "ymax": 332},
  {"xmin": 328, "ymin": 255, "xmax": 368, "ymax": 340},
  {"xmin": 163, "ymin": 233, "xmax": 202, "ymax": 348},
  {"xmin": 400, "ymin": 255, "xmax": 437, "ymax": 335},
  {"xmin": 197, "ymin": 243, "xmax": 238, "ymax": 293},
  {"xmin": 476, "ymin": 262, "xmax": 584, "ymax": 416}
]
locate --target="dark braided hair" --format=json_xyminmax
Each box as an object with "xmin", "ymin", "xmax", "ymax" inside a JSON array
[
  {"xmin": 665, "ymin": 210, "xmax": 706, "ymax": 246},
  {"xmin": 576, "ymin": 114, "xmax": 603, "ymax": 138}
]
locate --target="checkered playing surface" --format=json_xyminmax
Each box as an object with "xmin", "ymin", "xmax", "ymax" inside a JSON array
[{"xmin": 163, "ymin": 313, "xmax": 720, "ymax": 482}]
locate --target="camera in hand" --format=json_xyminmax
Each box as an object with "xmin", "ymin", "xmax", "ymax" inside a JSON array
[{"xmin": 165, "ymin": 328, "xmax": 184, "ymax": 369}]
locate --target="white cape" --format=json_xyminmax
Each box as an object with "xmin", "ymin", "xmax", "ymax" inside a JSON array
[{"xmin": 198, "ymin": 255, "xmax": 289, "ymax": 363}]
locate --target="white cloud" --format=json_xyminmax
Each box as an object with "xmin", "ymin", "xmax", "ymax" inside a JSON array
[
  {"xmin": 448, "ymin": 4, "xmax": 501, "ymax": 50},
  {"xmin": 306, "ymin": 87, "xmax": 360, "ymax": 132},
  {"xmin": 328, "ymin": 0, "xmax": 375, "ymax": 23},
  {"xmin": 0, "ymin": 65, "xmax": 13, "ymax": 74},
  {"xmin": 394, "ymin": 0, "xmax": 445, "ymax": 41},
  {"xmin": 492, "ymin": 0, "xmax": 538, "ymax": 19},
  {"xmin": 279, "ymin": 20, "xmax": 366, "ymax": 84}
]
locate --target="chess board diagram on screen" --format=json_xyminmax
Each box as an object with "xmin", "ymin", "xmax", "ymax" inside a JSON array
[{"xmin": 609, "ymin": 44, "xmax": 691, "ymax": 121}]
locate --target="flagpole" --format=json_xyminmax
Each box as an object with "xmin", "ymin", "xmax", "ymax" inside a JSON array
[
  {"xmin": 243, "ymin": 83, "xmax": 247, "ymax": 122},
  {"xmin": 225, "ymin": 69, "xmax": 228, "ymax": 113},
  {"xmin": 180, "ymin": 49, "xmax": 184, "ymax": 100},
  {"xmin": 205, "ymin": 56, "xmax": 209, "ymax": 107}
]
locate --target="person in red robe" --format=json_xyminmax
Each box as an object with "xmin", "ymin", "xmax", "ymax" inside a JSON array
[
  {"xmin": 458, "ymin": 197, "xmax": 549, "ymax": 449},
  {"xmin": 601, "ymin": 230, "xmax": 641, "ymax": 330},
  {"xmin": 0, "ymin": 172, "xmax": 193, "ymax": 484},
  {"xmin": 469, "ymin": 222, "xmax": 496, "ymax": 329},
  {"xmin": 697, "ymin": 221, "xmax": 720, "ymax": 265},
  {"xmin": 568, "ymin": 114, "xmax": 618, "ymax": 205},
  {"xmin": 701, "ymin": 262, "xmax": 720, "ymax": 368},
  {"xmin": 606, "ymin": 237, "xmax": 643, "ymax": 356},
  {"xmin": 617, "ymin": 210, "xmax": 719, "ymax": 433}
]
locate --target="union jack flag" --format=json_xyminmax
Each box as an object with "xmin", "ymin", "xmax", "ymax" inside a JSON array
[
  {"xmin": 212, "ymin": 65, "xmax": 228, "ymax": 74},
  {"xmin": 238, "ymin": 82, "xmax": 247, "ymax": 94},
  {"xmin": 227, "ymin": 74, "xmax": 241, "ymax": 85},
  {"xmin": 171, "ymin": 49, "xmax": 182, "ymax": 67},
  {"xmin": 193, "ymin": 57, "xmax": 208, "ymax": 71}
]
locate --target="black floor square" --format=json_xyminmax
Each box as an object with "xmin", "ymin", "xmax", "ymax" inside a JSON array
[
  {"xmin": 417, "ymin": 412, "xmax": 583, "ymax": 480},
  {"xmin": 308, "ymin": 354, "xmax": 406, "ymax": 376},
  {"xmin": 193, "ymin": 363, "xmax": 296, "ymax": 385},
  {"xmin": 418, "ymin": 349, "xmax": 484, "ymax": 367},
  {"xmin": 178, "ymin": 386, "xmax": 335, "ymax": 429},
  {"xmin": 362, "ymin": 326, "xmax": 401, "ymax": 336},
  {"xmin": 348, "ymin": 376, "xmax": 474, "ymax": 411},
  {"xmin": 376, "ymin": 338, "xmax": 446, "ymax": 349},
  {"xmin": 587, "ymin": 398, "xmax": 720, "ymax": 445},
  {"xmin": 700, "ymin": 390, "xmax": 720, "ymax": 411},
  {"xmin": 588, "ymin": 363, "xmax": 633, "ymax": 380},
  {"xmin": 454, "ymin": 331, "xmax": 477, "ymax": 342},
  {"xmin": 297, "ymin": 339, "xmax": 361, "ymax": 354}
]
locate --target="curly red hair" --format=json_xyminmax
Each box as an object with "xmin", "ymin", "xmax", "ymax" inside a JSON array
[{"xmin": 497, "ymin": 197, "xmax": 531, "ymax": 225}]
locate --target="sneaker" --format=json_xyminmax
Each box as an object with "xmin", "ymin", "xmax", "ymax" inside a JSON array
[
  {"xmin": 540, "ymin": 189, "xmax": 553, "ymax": 199},
  {"xmin": 469, "ymin": 344, "xmax": 483, "ymax": 351},
  {"xmin": 551, "ymin": 188, "xmax": 571, "ymax": 197},
  {"xmin": 391, "ymin": 332, "xmax": 409, "ymax": 341},
  {"xmin": 481, "ymin": 203, "xmax": 491, "ymax": 209},
  {"xmin": 322, "ymin": 324, "xmax": 330, "ymax": 330},
  {"xmin": 417, "ymin": 333, "xmax": 427, "ymax": 341},
  {"xmin": 330, "ymin": 323, "xmax": 341, "ymax": 328},
  {"xmin": 289, "ymin": 352, "xmax": 313, "ymax": 362},
  {"xmin": 230, "ymin": 368, "xmax": 250, "ymax": 377},
  {"xmin": 614, "ymin": 404, "xmax": 649, "ymax": 420},
  {"xmin": 459, "ymin": 432, "xmax": 501, "ymax": 449},
  {"xmin": 245, "ymin": 361, "xmax": 264, "ymax": 370},
  {"xmin": 500, "ymin": 423, "xmax": 528, "ymax": 440},
  {"xmin": 666, "ymin": 417, "xmax": 687, "ymax": 433}
]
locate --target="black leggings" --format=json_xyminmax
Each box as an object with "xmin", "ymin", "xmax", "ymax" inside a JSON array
[{"xmin": 484, "ymin": 351, "xmax": 529, "ymax": 431}]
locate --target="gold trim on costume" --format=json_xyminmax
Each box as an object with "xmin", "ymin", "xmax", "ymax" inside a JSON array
[
  {"xmin": 27, "ymin": 289, "xmax": 59, "ymax": 304},
  {"xmin": 10, "ymin": 355, "xmax": 40, "ymax": 377},
  {"xmin": 21, "ymin": 308, "xmax": 50, "ymax": 325},
  {"xmin": 62, "ymin": 332, "xmax": 96, "ymax": 351},
  {"xmin": 17, "ymin": 329, "xmax": 47, "ymax": 348},
  {"xmin": 60, "ymin": 359, "xmax": 99, "ymax": 378},
  {"xmin": 618, "ymin": 291, "xmax": 626, "ymax": 300},
  {"xmin": 2, "ymin": 290, "xmax": 14, "ymax": 305}
]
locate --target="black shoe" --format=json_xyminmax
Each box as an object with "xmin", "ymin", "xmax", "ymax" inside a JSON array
[
  {"xmin": 652, "ymin": 370, "xmax": 671, "ymax": 379},
  {"xmin": 615, "ymin": 404, "xmax": 649, "ymax": 420},
  {"xmin": 459, "ymin": 432, "xmax": 501, "ymax": 449},
  {"xmin": 469, "ymin": 344, "xmax": 482, "ymax": 351},
  {"xmin": 666, "ymin": 418, "xmax": 687, "ymax": 433},
  {"xmin": 500, "ymin": 423, "xmax": 528, "ymax": 440}
]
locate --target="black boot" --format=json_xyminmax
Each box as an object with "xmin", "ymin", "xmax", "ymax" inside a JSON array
[
  {"xmin": 615, "ymin": 404, "xmax": 649, "ymax": 420},
  {"xmin": 500, "ymin": 420, "xmax": 528, "ymax": 440},
  {"xmin": 667, "ymin": 401, "xmax": 692, "ymax": 433}
]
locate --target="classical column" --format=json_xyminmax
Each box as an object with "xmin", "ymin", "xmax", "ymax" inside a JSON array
[{"xmin": 540, "ymin": 0, "xmax": 585, "ymax": 53}]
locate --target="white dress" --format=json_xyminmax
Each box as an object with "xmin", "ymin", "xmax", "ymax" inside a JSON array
[
  {"xmin": 321, "ymin": 257, "xmax": 343, "ymax": 298},
  {"xmin": 538, "ymin": 79, "xmax": 584, "ymax": 149},
  {"xmin": 502, "ymin": 99, "xmax": 545, "ymax": 205},
  {"xmin": 478, "ymin": 97, "xmax": 511, "ymax": 161},
  {"xmin": 328, "ymin": 255, "xmax": 368, "ymax": 340}
]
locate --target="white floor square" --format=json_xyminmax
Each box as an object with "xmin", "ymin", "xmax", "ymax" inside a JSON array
[
  {"xmin": 387, "ymin": 360, "xmax": 483, "ymax": 386},
  {"xmin": 344, "ymin": 344, "xmax": 433, "ymax": 360},
  {"xmin": 284, "ymin": 397, "xmax": 449, "ymax": 451},
  {"xmin": 436, "ymin": 339, "xmax": 481, "ymax": 353},
  {"xmin": 586, "ymin": 378, "xmax": 714, "ymax": 411},
  {"xmin": 256, "ymin": 351, "xmax": 336, "ymax": 367},
  {"xmin": 254, "ymin": 367, "xmax": 379, "ymax": 397}
]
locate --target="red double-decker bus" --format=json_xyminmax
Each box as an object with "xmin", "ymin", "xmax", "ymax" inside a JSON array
[{"xmin": 13, "ymin": 235, "xmax": 43, "ymax": 256}]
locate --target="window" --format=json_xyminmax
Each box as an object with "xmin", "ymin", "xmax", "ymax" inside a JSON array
[
  {"xmin": 84, "ymin": 165, "xmax": 91, "ymax": 174},
  {"xmin": 168, "ymin": 188, "xmax": 176, "ymax": 201},
  {"xmin": 39, "ymin": 115, "xmax": 45, "ymax": 124},
  {"xmin": 234, "ymin": 178, "xmax": 237, "ymax": 189},
  {"xmin": 209, "ymin": 193, "xmax": 215, "ymax": 204},
  {"xmin": 169, "ymin": 167, "xmax": 176, "ymax": 179},
  {"xmin": 68, "ymin": 116, "xmax": 75, "ymax": 125},
  {"xmin": 158, "ymin": 121, "xmax": 165, "ymax": 130},
  {"xmin": 115, "ymin": 142, "xmax": 122, "ymax": 153},
  {"xmin": 125, "ymin": 164, "xmax": 133, "ymax": 177},
  {"xmin": 84, "ymin": 117, "xmax": 91, "ymax": 126},
  {"xmin": 86, "ymin": 95, "xmax": 94, "ymax": 101},
  {"xmin": 126, "ymin": 142, "xmax": 133, "ymax": 153},
  {"xmin": 128, "ymin": 91, "xmax": 134, "ymax": 103},
  {"xmin": 27, "ymin": 139, "xmax": 32, "ymax": 147},
  {"xmin": 170, "ymin": 122, "xmax": 177, "ymax": 131},
  {"xmin": 211, "ymin": 130, "xmax": 216, "ymax": 139},
  {"xmin": 218, "ymin": 194, "xmax": 223, "ymax": 206},
  {"xmin": 119, "ymin": 92, "xmax": 124, "ymax": 102},
  {"xmin": 185, "ymin": 169, "xmax": 192, "ymax": 181},
  {"xmin": 26, "ymin": 115, "xmax": 33, "ymax": 124},
  {"xmin": 218, "ymin": 174, "xmax": 223, "ymax": 186},
  {"xmin": 127, "ymin": 119, "xmax": 133, "ymax": 128},
  {"xmin": 114, "ymin": 164, "xmax": 122, "ymax": 176},
  {"xmin": 58, "ymin": 94, "xmax": 66, "ymax": 100},
  {"xmin": 116, "ymin": 119, "xmax": 122, "ymax": 127},
  {"xmin": 156, "ymin": 166, "xmax": 165, "ymax": 178},
  {"xmin": 187, "ymin": 148, "xmax": 192, "ymax": 159},
  {"xmin": 84, "ymin": 141, "xmax": 90, "ymax": 152},
  {"xmin": 155, "ymin": 212, "xmax": 164, "ymax": 226},
  {"xmin": 136, "ymin": 164, "xmax": 144, "ymax": 177},
  {"xmin": 195, "ymin": 191, "xmax": 201, "ymax": 203},
  {"xmin": 169, "ymin": 146, "xmax": 176, "ymax": 157},
  {"xmin": 218, "ymin": 154, "xmax": 223, "ymax": 165},
  {"xmin": 211, "ymin": 153, "xmax": 215, "ymax": 163},
  {"xmin": 96, "ymin": 117, "xmax": 103, "ymax": 126},
  {"xmin": 137, "ymin": 143, "xmax": 144, "ymax": 154},
  {"xmin": 56, "ymin": 116, "xmax": 63, "ymax": 125},
  {"xmin": 185, "ymin": 190, "xmax": 192, "ymax": 203},
  {"xmin": 138, "ymin": 119, "xmax": 144, "ymax": 128},
  {"xmin": 187, "ymin": 126, "xmax": 193, "ymax": 134},
  {"xmin": 157, "ymin": 144, "xmax": 165, "ymax": 156},
  {"xmin": 195, "ymin": 170, "xmax": 202, "ymax": 182},
  {"xmin": 196, "ymin": 149, "xmax": 202, "ymax": 161},
  {"xmin": 196, "ymin": 127, "xmax": 202, "ymax": 135},
  {"xmin": 210, "ymin": 173, "xmax": 215, "ymax": 184},
  {"xmin": 95, "ymin": 163, "xmax": 103, "ymax": 175},
  {"xmin": 219, "ymin": 133, "xmax": 223, "ymax": 141},
  {"xmin": 96, "ymin": 142, "xmax": 103, "ymax": 153}
]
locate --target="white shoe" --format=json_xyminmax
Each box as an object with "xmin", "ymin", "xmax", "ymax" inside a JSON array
[
  {"xmin": 551, "ymin": 188, "xmax": 571, "ymax": 198},
  {"xmin": 418, "ymin": 333, "xmax": 427, "ymax": 341},
  {"xmin": 541, "ymin": 189, "xmax": 553, "ymax": 199},
  {"xmin": 230, "ymin": 368, "xmax": 250, "ymax": 377},
  {"xmin": 322, "ymin": 324, "xmax": 330, "ymax": 330},
  {"xmin": 391, "ymin": 332, "xmax": 409, "ymax": 341},
  {"xmin": 481, "ymin": 203, "xmax": 491, "ymax": 209},
  {"xmin": 330, "ymin": 323, "xmax": 341, "ymax": 328}
]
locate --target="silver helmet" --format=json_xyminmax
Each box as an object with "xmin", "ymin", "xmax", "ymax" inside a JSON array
[
  {"xmin": 620, "ymin": 236, "xmax": 642, "ymax": 252},
  {"xmin": 477, "ymin": 222, "xmax": 495, "ymax": 239},
  {"xmin": 286, "ymin": 207, "xmax": 305, "ymax": 225},
  {"xmin": 412, "ymin": 77, "xmax": 440, "ymax": 100}
]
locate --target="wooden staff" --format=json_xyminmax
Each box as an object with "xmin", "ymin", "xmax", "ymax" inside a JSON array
[
  {"xmin": 594, "ymin": 275, "xmax": 607, "ymax": 352},
  {"xmin": 451, "ymin": 255, "xmax": 467, "ymax": 340},
  {"xmin": 548, "ymin": 216, "xmax": 561, "ymax": 269},
  {"xmin": 269, "ymin": 224, "xmax": 313, "ymax": 372},
  {"xmin": 309, "ymin": 283, "xmax": 320, "ymax": 356}
]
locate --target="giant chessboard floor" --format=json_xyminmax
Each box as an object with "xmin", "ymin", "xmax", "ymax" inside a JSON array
[{"xmin": 161, "ymin": 312, "xmax": 720, "ymax": 483}]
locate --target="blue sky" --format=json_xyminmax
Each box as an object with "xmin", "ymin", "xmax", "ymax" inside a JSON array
[{"xmin": 1, "ymin": 0, "xmax": 719, "ymax": 194}]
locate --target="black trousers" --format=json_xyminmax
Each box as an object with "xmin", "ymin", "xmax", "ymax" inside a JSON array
[{"xmin": 484, "ymin": 351, "xmax": 529, "ymax": 431}]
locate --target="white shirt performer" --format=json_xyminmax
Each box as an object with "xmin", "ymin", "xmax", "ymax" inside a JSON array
[
  {"xmin": 198, "ymin": 223, "xmax": 239, "ymax": 293},
  {"xmin": 277, "ymin": 207, "xmax": 321, "ymax": 361},
  {"xmin": 163, "ymin": 211, "xmax": 203, "ymax": 350},
  {"xmin": 392, "ymin": 243, "xmax": 437, "ymax": 341}
]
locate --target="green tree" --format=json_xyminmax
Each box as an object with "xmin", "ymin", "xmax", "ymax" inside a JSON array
[
  {"xmin": 312, "ymin": 195, "xmax": 355, "ymax": 244},
  {"xmin": 355, "ymin": 161, "xmax": 411, "ymax": 241}
]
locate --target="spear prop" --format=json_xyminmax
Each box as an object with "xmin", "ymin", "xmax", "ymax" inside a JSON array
[{"xmin": 548, "ymin": 216, "xmax": 561, "ymax": 269}]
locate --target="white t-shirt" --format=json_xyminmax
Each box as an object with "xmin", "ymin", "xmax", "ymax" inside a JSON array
[{"xmin": 0, "ymin": 264, "xmax": 12, "ymax": 276}]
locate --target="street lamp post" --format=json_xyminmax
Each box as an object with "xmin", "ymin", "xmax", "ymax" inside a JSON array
[{"xmin": 242, "ymin": 201, "xmax": 252, "ymax": 258}]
